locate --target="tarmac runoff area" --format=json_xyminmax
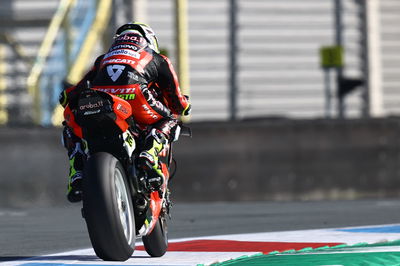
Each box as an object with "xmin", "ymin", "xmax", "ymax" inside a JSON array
[{"xmin": 2, "ymin": 224, "xmax": 400, "ymax": 265}]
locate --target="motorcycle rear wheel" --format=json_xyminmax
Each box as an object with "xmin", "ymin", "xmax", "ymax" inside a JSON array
[
  {"xmin": 142, "ymin": 216, "xmax": 168, "ymax": 257},
  {"xmin": 83, "ymin": 152, "xmax": 135, "ymax": 261}
]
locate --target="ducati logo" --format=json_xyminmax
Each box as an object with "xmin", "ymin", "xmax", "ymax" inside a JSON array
[{"xmin": 107, "ymin": 65, "xmax": 125, "ymax": 82}]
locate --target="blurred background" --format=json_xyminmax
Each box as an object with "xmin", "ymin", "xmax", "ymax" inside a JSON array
[{"xmin": 0, "ymin": 0, "xmax": 400, "ymax": 207}]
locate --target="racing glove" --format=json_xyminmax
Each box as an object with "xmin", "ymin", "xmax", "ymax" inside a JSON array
[
  {"xmin": 59, "ymin": 90, "xmax": 68, "ymax": 108},
  {"xmin": 182, "ymin": 95, "xmax": 191, "ymax": 116},
  {"xmin": 182, "ymin": 104, "xmax": 191, "ymax": 116},
  {"xmin": 59, "ymin": 80, "xmax": 75, "ymax": 108}
]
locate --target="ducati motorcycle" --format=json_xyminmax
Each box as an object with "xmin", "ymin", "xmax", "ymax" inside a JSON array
[{"xmin": 63, "ymin": 85, "xmax": 190, "ymax": 261}]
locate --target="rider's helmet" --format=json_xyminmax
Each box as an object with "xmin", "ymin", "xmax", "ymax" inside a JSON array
[{"xmin": 115, "ymin": 22, "xmax": 160, "ymax": 53}]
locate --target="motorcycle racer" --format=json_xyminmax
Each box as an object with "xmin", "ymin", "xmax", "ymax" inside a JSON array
[{"xmin": 60, "ymin": 22, "xmax": 191, "ymax": 202}]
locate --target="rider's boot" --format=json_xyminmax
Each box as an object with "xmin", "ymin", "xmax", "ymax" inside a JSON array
[
  {"xmin": 62, "ymin": 126, "xmax": 86, "ymax": 202},
  {"xmin": 138, "ymin": 129, "xmax": 167, "ymax": 192},
  {"xmin": 66, "ymin": 142, "xmax": 86, "ymax": 202}
]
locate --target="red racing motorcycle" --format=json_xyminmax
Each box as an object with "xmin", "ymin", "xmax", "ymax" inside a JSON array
[{"xmin": 63, "ymin": 85, "xmax": 190, "ymax": 261}]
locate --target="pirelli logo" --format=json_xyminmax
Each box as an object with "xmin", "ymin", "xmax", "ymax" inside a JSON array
[{"xmin": 104, "ymin": 49, "xmax": 140, "ymax": 60}]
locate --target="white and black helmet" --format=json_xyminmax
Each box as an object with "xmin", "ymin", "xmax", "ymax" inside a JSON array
[{"xmin": 115, "ymin": 22, "xmax": 160, "ymax": 53}]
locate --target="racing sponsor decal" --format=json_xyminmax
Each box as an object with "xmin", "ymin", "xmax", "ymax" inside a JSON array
[
  {"xmin": 101, "ymin": 52, "xmax": 153, "ymax": 74},
  {"xmin": 95, "ymin": 87, "xmax": 136, "ymax": 101},
  {"xmin": 102, "ymin": 58, "xmax": 136, "ymax": 66},
  {"xmin": 104, "ymin": 49, "xmax": 140, "ymax": 60},
  {"xmin": 79, "ymin": 100, "xmax": 104, "ymax": 111},
  {"xmin": 109, "ymin": 44, "xmax": 140, "ymax": 52},
  {"xmin": 124, "ymin": 131, "xmax": 134, "ymax": 146},
  {"xmin": 96, "ymin": 87, "xmax": 136, "ymax": 94},
  {"xmin": 116, "ymin": 94, "xmax": 136, "ymax": 100},
  {"xmin": 115, "ymin": 34, "xmax": 144, "ymax": 42},
  {"xmin": 106, "ymin": 65, "xmax": 125, "ymax": 82},
  {"xmin": 142, "ymin": 104, "xmax": 159, "ymax": 120},
  {"xmin": 116, "ymin": 103, "xmax": 129, "ymax": 115},
  {"xmin": 79, "ymin": 100, "xmax": 104, "ymax": 115}
]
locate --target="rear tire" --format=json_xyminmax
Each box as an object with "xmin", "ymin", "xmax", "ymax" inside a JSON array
[
  {"xmin": 83, "ymin": 152, "xmax": 135, "ymax": 261},
  {"xmin": 142, "ymin": 217, "xmax": 168, "ymax": 257}
]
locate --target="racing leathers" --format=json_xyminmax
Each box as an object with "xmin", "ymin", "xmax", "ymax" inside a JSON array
[{"xmin": 60, "ymin": 32, "xmax": 191, "ymax": 202}]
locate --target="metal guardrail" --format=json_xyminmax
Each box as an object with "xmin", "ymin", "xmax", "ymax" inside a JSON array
[{"xmin": 27, "ymin": 0, "xmax": 112, "ymax": 125}]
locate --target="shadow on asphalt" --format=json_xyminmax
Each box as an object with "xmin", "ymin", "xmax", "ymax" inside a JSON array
[
  {"xmin": 0, "ymin": 255, "xmax": 98, "ymax": 262},
  {"xmin": 0, "ymin": 254, "xmax": 154, "ymax": 262}
]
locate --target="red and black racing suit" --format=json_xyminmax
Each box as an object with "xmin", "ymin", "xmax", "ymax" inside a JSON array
[{"xmin": 61, "ymin": 32, "xmax": 190, "ymax": 140}]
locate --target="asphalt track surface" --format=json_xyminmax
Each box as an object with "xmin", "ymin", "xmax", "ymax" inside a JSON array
[{"xmin": 1, "ymin": 199, "xmax": 400, "ymax": 261}]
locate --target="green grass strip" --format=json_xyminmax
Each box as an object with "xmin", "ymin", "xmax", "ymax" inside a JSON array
[
  {"xmin": 211, "ymin": 240, "xmax": 400, "ymax": 266},
  {"xmin": 213, "ymin": 252, "xmax": 400, "ymax": 266}
]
